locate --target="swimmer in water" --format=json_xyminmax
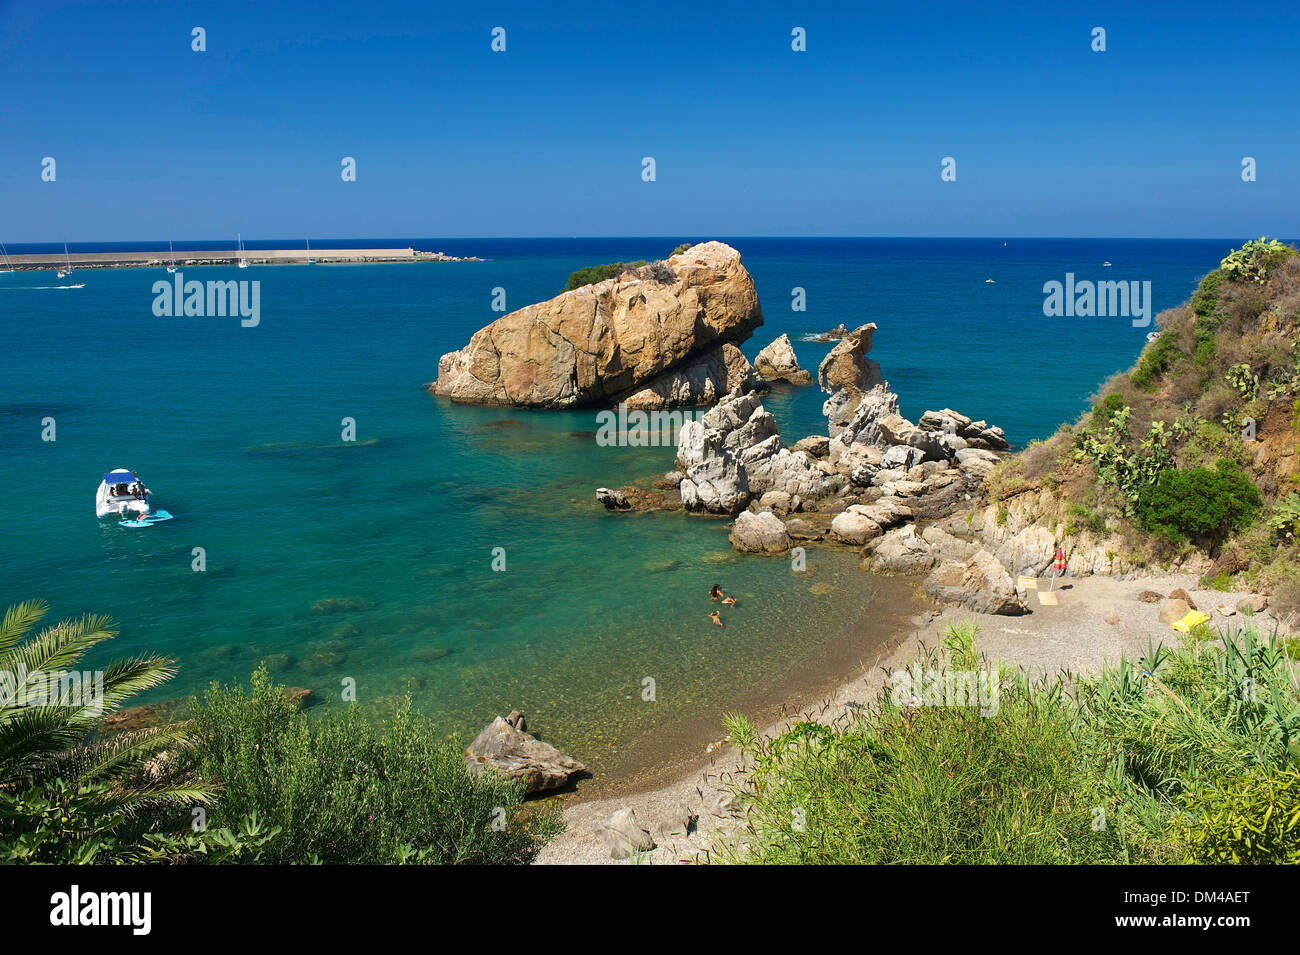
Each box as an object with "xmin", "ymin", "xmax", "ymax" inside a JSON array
[
  {"xmin": 721, "ymin": 595, "xmax": 737, "ymax": 607},
  {"xmin": 709, "ymin": 584, "xmax": 723, "ymax": 602},
  {"xmin": 709, "ymin": 610, "xmax": 724, "ymax": 629}
]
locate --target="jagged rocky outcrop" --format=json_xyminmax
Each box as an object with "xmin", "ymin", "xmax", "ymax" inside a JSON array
[
  {"xmin": 675, "ymin": 391, "xmax": 844, "ymax": 514},
  {"xmin": 753, "ymin": 333, "xmax": 813, "ymax": 385},
  {"xmin": 432, "ymin": 241, "xmax": 762, "ymax": 408}
]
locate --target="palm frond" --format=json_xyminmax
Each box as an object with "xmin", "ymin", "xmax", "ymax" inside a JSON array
[{"xmin": 0, "ymin": 600, "xmax": 48, "ymax": 654}]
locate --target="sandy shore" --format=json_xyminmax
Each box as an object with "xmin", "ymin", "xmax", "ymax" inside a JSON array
[{"xmin": 534, "ymin": 571, "xmax": 1287, "ymax": 865}]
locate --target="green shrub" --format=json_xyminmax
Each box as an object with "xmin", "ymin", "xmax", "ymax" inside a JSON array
[
  {"xmin": 1090, "ymin": 393, "xmax": 1126, "ymax": 428},
  {"xmin": 1135, "ymin": 459, "xmax": 1261, "ymax": 544},
  {"xmin": 1190, "ymin": 270, "xmax": 1226, "ymax": 318},
  {"xmin": 1266, "ymin": 493, "xmax": 1300, "ymax": 538},
  {"xmin": 187, "ymin": 667, "xmax": 561, "ymax": 864},
  {"xmin": 1132, "ymin": 332, "xmax": 1182, "ymax": 391},
  {"xmin": 1219, "ymin": 237, "xmax": 1297, "ymax": 285},
  {"xmin": 670, "ymin": 243, "xmax": 691, "ymax": 256},
  {"xmin": 564, "ymin": 260, "xmax": 645, "ymax": 291},
  {"xmin": 0, "ymin": 601, "xmax": 211, "ymax": 864},
  {"xmin": 1178, "ymin": 767, "xmax": 1300, "ymax": 863}
]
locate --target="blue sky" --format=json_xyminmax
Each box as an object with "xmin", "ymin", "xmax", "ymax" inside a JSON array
[{"xmin": 1, "ymin": 0, "xmax": 1296, "ymax": 241}]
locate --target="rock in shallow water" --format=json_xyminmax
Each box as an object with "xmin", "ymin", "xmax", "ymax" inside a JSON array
[
  {"xmin": 465, "ymin": 711, "xmax": 586, "ymax": 795},
  {"xmin": 754, "ymin": 333, "xmax": 813, "ymax": 385},
  {"xmin": 729, "ymin": 510, "xmax": 793, "ymax": 554}
]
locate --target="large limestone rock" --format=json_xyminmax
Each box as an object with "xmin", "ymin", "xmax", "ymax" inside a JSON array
[
  {"xmin": 465, "ymin": 711, "xmax": 586, "ymax": 794},
  {"xmin": 620, "ymin": 343, "xmax": 756, "ymax": 410},
  {"xmin": 924, "ymin": 551, "xmax": 1028, "ymax": 615},
  {"xmin": 754, "ymin": 333, "xmax": 813, "ymax": 385},
  {"xmin": 729, "ymin": 510, "xmax": 793, "ymax": 554},
  {"xmin": 432, "ymin": 242, "xmax": 762, "ymax": 408}
]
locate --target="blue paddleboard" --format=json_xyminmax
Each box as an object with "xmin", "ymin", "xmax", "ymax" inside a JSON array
[{"xmin": 119, "ymin": 509, "xmax": 173, "ymax": 527}]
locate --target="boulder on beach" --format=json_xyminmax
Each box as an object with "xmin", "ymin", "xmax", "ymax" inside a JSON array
[
  {"xmin": 754, "ymin": 333, "xmax": 813, "ymax": 385},
  {"xmin": 924, "ymin": 550, "xmax": 1028, "ymax": 615},
  {"xmin": 599, "ymin": 808, "xmax": 656, "ymax": 860},
  {"xmin": 432, "ymin": 241, "xmax": 763, "ymax": 408},
  {"xmin": 465, "ymin": 710, "xmax": 586, "ymax": 794},
  {"xmin": 1158, "ymin": 598, "xmax": 1191, "ymax": 626}
]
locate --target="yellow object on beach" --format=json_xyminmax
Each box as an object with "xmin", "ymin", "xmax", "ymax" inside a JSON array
[
  {"xmin": 1171, "ymin": 610, "xmax": 1211, "ymax": 633},
  {"xmin": 1037, "ymin": 591, "xmax": 1059, "ymax": 606},
  {"xmin": 1017, "ymin": 575, "xmax": 1039, "ymax": 591}
]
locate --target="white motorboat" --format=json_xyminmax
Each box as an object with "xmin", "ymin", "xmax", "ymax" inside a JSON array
[{"xmin": 95, "ymin": 468, "xmax": 152, "ymax": 518}]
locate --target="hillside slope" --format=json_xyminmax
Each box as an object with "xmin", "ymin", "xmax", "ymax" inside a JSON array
[{"xmin": 973, "ymin": 238, "xmax": 1300, "ymax": 611}]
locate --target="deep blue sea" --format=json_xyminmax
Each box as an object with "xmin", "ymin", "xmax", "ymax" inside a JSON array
[{"xmin": 0, "ymin": 237, "xmax": 1242, "ymax": 777}]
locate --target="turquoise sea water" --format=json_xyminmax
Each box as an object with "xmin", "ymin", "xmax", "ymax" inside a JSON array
[{"xmin": 0, "ymin": 238, "xmax": 1238, "ymax": 778}]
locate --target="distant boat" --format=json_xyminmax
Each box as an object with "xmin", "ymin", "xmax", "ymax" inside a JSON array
[
  {"xmin": 306, "ymin": 238, "xmax": 315, "ymax": 265},
  {"xmin": 166, "ymin": 239, "xmax": 177, "ymax": 273},
  {"xmin": 1146, "ymin": 331, "xmax": 1160, "ymax": 342},
  {"xmin": 56, "ymin": 242, "xmax": 72, "ymax": 278},
  {"xmin": 1102, "ymin": 261, "xmax": 1112, "ymax": 267},
  {"xmin": 237, "ymin": 233, "xmax": 249, "ymax": 269},
  {"xmin": 0, "ymin": 241, "xmax": 13, "ymax": 273},
  {"xmin": 985, "ymin": 278, "xmax": 996, "ymax": 284}
]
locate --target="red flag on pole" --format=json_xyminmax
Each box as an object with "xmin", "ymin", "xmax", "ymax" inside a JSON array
[{"xmin": 1053, "ymin": 547, "xmax": 1066, "ymax": 574}]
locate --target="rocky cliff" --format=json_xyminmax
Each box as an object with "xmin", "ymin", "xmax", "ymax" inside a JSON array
[{"xmin": 431, "ymin": 241, "xmax": 762, "ymax": 409}]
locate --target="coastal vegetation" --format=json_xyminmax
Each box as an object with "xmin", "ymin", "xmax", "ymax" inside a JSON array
[
  {"xmin": 982, "ymin": 237, "xmax": 1300, "ymax": 611},
  {"xmin": 170, "ymin": 668, "xmax": 561, "ymax": 864},
  {"xmin": 0, "ymin": 602, "xmax": 559, "ymax": 865},
  {"xmin": 722, "ymin": 622, "xmax": 1300, "ymax": 864},
  {"xmin": 0, "ymin": 601, "xmax": 209, "ymax": 863},
  {"xmin": 563, "ymin": 260, "xmax": 646, "ymax": 291},
  {"xmin": 562, "ymin": 245, "xmax": 691, "ymax": 292}
]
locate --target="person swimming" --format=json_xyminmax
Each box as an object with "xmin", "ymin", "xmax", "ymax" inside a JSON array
[
  {"xmin": 709, "ymin": 610, "xmax": 724, "ymax": 629},
  {"xmin": 709, "ymin": 584, "xmax": 723, "ymax": 602},
  {"xmin": 721, "ymin": 595, "xmax": 737, "ymax": 607}
]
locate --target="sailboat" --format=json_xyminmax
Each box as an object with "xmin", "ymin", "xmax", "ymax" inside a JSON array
[
  {"xmin": 306, "ymin": 238, "xmax": 315, "ymax": 266},
  {"xmin": 166, "ymin": 240, "xmax": 177, "ymax": 273},
  {"xmin": 237, "ymin": 233, "xmax": 249, "ymax": 269},
  {"xmin": 56, "ymin": 242, "xmax": 72, "ymax": 279},
  {"xmin": 0, "ymin": 241, "xmax": 13, "ymax": 274}
]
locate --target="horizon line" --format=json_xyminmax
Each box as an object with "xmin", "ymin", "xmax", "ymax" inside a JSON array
[{"xmin": 5, "ymin": 234, "xmax": 1284, "ymax": 246}]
